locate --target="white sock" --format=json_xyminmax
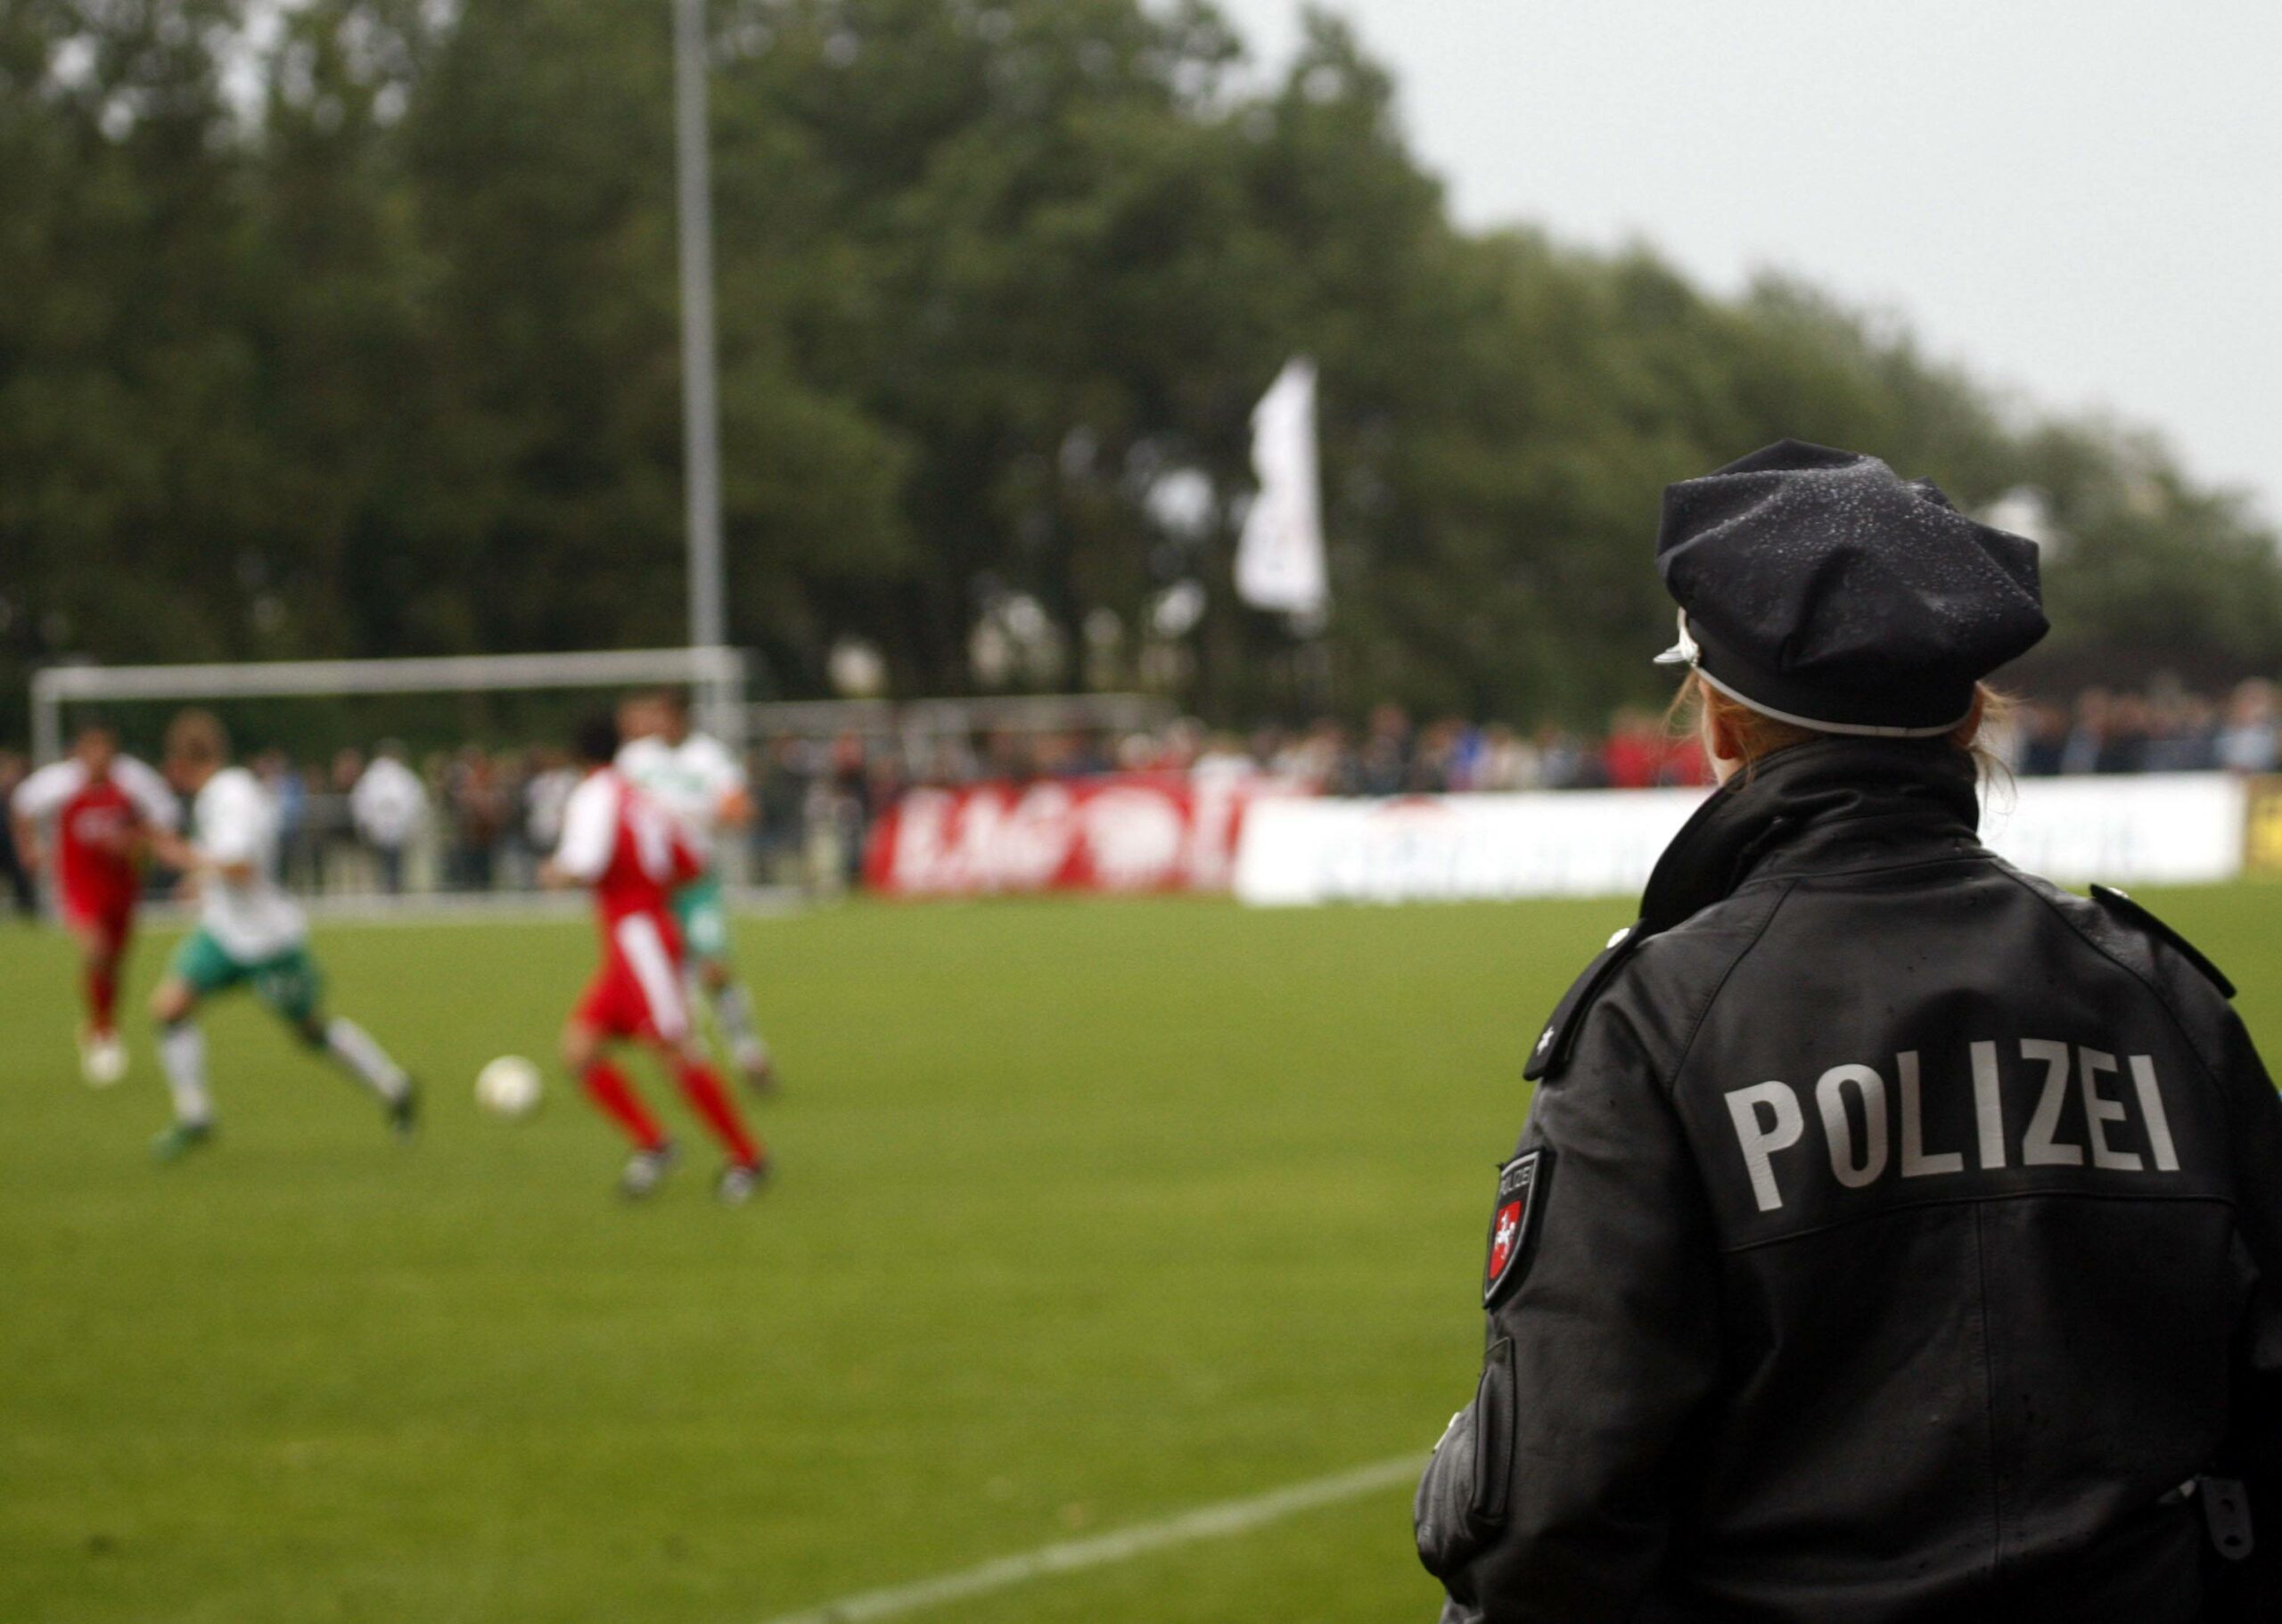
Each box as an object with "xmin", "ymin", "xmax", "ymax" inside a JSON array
[
  {"xmin": 711, "ymin": 983, "xmax": 768, "ymax": 1062},
  {"xmin": 159, "ymin": 1021, "xmax": 212, "ymax": 1126},
  {"xmin": 325, "ymin": 1018, "xmax": 408, "ymax": 1102}
]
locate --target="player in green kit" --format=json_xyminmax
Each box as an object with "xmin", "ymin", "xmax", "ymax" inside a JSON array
[{"xmin": 615, "ymin": 692, "xmax": 777, "ymax": 1092}]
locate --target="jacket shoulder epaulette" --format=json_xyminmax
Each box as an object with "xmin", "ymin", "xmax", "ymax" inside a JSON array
[
  {"xmin": 2090, "ymin": 883, "xmax": 2236, "ymax": 999},
  {"xmin": 1524, "ymin": 925, "xmax": 1648, "ymax": 1081}
]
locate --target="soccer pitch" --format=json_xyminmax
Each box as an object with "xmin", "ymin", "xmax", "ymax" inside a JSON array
[{"xmin": 4, "ymin": 887, "xmax": 2278, "ymax": 1624}]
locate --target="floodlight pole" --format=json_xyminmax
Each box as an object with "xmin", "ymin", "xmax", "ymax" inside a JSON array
[
  {"xmin": 674, "ymin": 0, "xmax": 726, "ymax": 665},
  {"xmin": 671, "ymin": 0, "xmax": 752, "ymax": 882}
]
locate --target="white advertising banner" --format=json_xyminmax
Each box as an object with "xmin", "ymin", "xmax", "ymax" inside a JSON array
[
  {"xmin": 1975, "ymin": 773, "xmax": 2245, "ymax": 888},
  {"xmin": 1235, "ymin": 788, "xmax": 1707, "ymax": 906},
  {"xmin": 1234, "ymin": 773, "xmax": 2249, "ymax": 906}
]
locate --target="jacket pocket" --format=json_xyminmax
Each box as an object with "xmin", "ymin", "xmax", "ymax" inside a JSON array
[{"xmin": 1416, "ymin": 1337, "xmax": 1516, "ymax": 1579}]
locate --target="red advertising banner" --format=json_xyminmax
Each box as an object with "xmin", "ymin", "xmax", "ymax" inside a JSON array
[{"xmin": 864, "ymin": 773, "xmax": 1297, "ymax": 897}]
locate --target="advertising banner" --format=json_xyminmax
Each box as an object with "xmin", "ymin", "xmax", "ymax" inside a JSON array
[
  {"xmin": 1976, "ymin": 773, "xmax": 2245, "ymax": 888},
  {"xmin": 2243, "ymin": 775, "xmax": 2282, "ymax": 876},
  {"xmin": 1235, "ymin": 773, "xmax": 2253, "ymax": 906},
  {"xmin": 1233, "ymin": 788, "xmax": 1704, "ymax": 906},
  {"xmin": 865, "ymin": 774, "xmax": 1291, "ymax": 897}
]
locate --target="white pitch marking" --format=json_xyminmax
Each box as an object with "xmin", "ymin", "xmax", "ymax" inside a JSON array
[{"xmin": 757, "ymin": 1454, "xmax": 1425, "ymax": 1624}]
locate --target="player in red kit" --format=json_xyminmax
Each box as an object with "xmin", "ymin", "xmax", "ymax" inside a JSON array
[
  {"xmin": 9, "ymin": 723, "xmax": 179, "ymax": 1085},
  {"xmin": 541, "ymin": 714, "xmax": 770, "ymax": 1203}
]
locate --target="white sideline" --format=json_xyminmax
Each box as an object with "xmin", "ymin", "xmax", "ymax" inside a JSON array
[{"xmin": 757, "ymin": 1454, "xmax": 1425, "ymax": 1624}]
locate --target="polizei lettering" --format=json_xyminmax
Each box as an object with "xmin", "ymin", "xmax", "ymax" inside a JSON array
[{"xmin": 1723, "ymin": 1040, "xmax": 2181, "ymax": 1213}]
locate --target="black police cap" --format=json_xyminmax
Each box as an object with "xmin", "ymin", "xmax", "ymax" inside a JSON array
[{"xmin": 1654, "ymin": 440, "xmax": 2048, "ymax": 735}]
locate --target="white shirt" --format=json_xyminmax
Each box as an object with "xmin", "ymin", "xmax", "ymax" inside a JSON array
[
  {"xmin": 12, "ymin": 754, "xmax": 179, "ymax": 828},
  {"xmin": 616, "ymin": 734, "xmax": 745, "ymax": 848},
  {"xmin": 2218, "ymin": 723, "xmax": 2278, "ymax": 775},
  {"xmin": 553, "ymin": 769, "xmax": 684, "ymax": 894},
  {"xmin": 349, "ymin": 757, "xmax": 426, "ymax": 848},
  {"xmin": 1188, "ymin": 747, "xmax": 1259, "ymax": 790},
  {"xmin": 192, "ymin": 767, "xmax": 307, "ymax": 961},
  {"xmin": 524, "ymin": 767, "xmax": 580, "ymax": 849},
  {"xmin": 552, "ymin": 770, "xmax": 624, "ymax": 884}
]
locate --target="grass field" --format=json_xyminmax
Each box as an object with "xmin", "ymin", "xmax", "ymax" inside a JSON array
[{"xmin": 4, "ymin": 886, "xmax": 2278, "ymax": 1624}]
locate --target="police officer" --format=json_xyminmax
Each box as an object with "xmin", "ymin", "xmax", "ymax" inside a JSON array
[{"xmin": 1415, "ymin": 440, "xmax": 2282, "ymax": 1622}]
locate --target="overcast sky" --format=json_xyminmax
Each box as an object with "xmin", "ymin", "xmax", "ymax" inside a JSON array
[{"xmin": 1211, "ymin": 0, "xmax": 2282, "ymax": 521}]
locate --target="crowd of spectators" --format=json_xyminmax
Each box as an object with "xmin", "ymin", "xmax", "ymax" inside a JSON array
[
  {"xmin": 2009, "ymin": 680, "xmax": 2280, "ymax": 776},
  {"xmin": 857, "ymin": 704, "xmax": 1715, "ymax": 801},
  {"xmin": 831, "ymin": 676, "xmax": 2282, "ymax": 807},
  {"xmin": 225, "ymin": 742, "xmax": 589, "ymax": 898},
  {"xmin": 2, "ymin": 677, "xmax": 2276, "ymax": 906},
  {"xmin": 0, "ymin": 751, "xmax": 37, "ymax": 918}
]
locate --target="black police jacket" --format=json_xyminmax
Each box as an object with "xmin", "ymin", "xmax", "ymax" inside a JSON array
[{"xmin": 1416, "ymin": 738, "xmax": 2282, "ymax": 1623}]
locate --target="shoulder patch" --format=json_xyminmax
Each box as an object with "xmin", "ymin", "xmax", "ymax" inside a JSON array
[
  {"xmin": 2091, "ymin": 884, "xmax": 2236, "ymax": 999},
  {"xmin": 1523, "ymin": 924, "xmax": 1646, "ymax": 1081},
  {"xmin": 1482, "ymin": 1147, "xmax": 1550, "ymax": 1308}
]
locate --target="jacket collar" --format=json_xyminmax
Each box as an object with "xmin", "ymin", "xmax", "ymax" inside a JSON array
[{"xmin": 1638, "ymin": 738, "xmax": 1983, "ymax": 932}]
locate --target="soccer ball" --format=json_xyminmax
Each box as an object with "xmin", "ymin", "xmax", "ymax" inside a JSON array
[{"xmin": 475, "ymin": 1055, "xmax": 544, "ymax": 1119}]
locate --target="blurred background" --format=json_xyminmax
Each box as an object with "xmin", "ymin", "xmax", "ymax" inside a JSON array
[
  {"xmin": 6, "ymin": 0, "xmax": 2280, "ymax": 903},
  {"xmin": 4, "ymin": 4, "xmax": 2278, "ymax": 1622}
]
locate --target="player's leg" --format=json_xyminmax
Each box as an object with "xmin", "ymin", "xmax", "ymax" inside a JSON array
[
  {"xmin": 676, "ymin": 878, "xmax": 774, "ymax": 1091},
  {"xmin": 270, "ymin": 949, "xmax": 419, "ymax": 1138},
  {"xmin": 148, "ymin": 934, "xmax": 227, "ymax": 1161},
  {"xmin": 67, "ymin": 908, "xmax": 129, "ymax": 1085},
  {"xmin": 565, "ymin": 983, "xmax": 677, "ymax": 1199},
  {"xmin": 646, "ymin": 1029, "xmax": 769, "ymax": 1204},
  {"xmin": 618, "ymin": 909, "xmax": 767, "ymax": 1203},
  {"xmin": 699, "ymin": 956, "xmax": 776, "ymax": 1092}
]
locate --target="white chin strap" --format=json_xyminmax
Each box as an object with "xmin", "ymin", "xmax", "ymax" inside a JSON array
[{"xmin": 1654, "ymin": 610, "xmax": 1973, "ymax": 740}]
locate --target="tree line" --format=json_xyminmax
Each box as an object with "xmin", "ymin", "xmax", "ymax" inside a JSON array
[{"xmin": 4, "ymin": 0, "xmax": 2277, "ymax": 746}]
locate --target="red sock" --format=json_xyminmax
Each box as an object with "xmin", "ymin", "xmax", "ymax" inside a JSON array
[
  {"xmin": 86, "ymin": 964, "xmax": 118, "ymax": 1036},
  {"xmin": 675, "ymin": 1060, "xmax": 763, "ymax": 1169},
  {"xmin": 582, "ymin": 1061, "xmax": 668, "ymax": 1152}
]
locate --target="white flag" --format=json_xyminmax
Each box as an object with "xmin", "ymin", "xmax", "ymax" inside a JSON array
[{"xmin": 1235, "ymin": 357, "xmax": 1329, "ymax": 621}]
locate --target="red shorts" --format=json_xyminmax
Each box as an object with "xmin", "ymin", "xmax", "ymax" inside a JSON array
[
  {"xmin": 574, "ymin": 912, "xmax": 691, "ymax": 1043},
  {"xmin": 61, "ymin": 892, "xmax": 135, "ymax": 956}
]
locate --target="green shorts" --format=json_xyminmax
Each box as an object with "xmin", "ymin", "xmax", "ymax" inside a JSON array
[
  {"xmin": 169, "ymin": 929, "xmax": 325, "ymax": 1025},
  {"xmin": 672, "ymin": 874, "xmax": 731, "ymax": 966}
]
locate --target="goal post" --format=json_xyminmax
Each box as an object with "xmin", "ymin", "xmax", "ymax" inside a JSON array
[{"xmin": 30, "ymin": 646, "xmax": 748, "ymax": 765}]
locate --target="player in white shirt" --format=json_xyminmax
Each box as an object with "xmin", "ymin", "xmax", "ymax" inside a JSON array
[
  {"xmin": 144, "ymin": 710, "xmax": 419, "ymax": 1162},
  {"xmin": 615, "ymin": 690, "xmax": 776, "ymax": 1091}
]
